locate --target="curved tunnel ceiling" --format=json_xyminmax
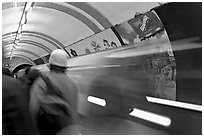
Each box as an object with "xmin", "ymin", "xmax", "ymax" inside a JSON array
[{"xmin": 2, "ymin": 2, "xmax": 159, "ymax": 63}]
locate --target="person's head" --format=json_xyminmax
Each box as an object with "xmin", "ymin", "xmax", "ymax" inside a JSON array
[
  {"xmin": 27, "ymin": 68, "xmax": 41, "ymax": 82},
  {"xmin": 48, "ymin": 49, "xmax": 68, "ymax": 73},
  {"xmin": 25, "ymin": 67, "xmax": 31, "ymax": 75}
]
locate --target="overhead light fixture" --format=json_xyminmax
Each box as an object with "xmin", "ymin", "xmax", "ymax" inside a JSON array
[
  {"xmin": 14, "ymin": 39, "xmax": 19, "ymax": 44},
  {"xmin": 9, "ymin": 2, "xmax": 35, "ymax": 60},
  {"xmin": 16, "ymin": 33, "xmax": 21, "ymax": 40},
  {"xmin": 13, "ymin": 44, "xmax": 17, "ymax": 49},
  {"xmin": 13, "ymin": 2, "xmax": 17, "ymax": 7},
  {"xmin": 24, "ymin": 11, "xmax": 28, "ymax": 24},
  {"xmin": 9, "ymin": 51, "xmax": 13, "ymax": 60},
  {"xmin": 21, "ymin": 13, "xmax": 26, "ymax": 25},
  {"xmin": 25, "ymin": 2, "xmax": 34, "ymax": 12},
  {"xmin": 24, "ymin": 2, "xmax": 34, "ymax": 24}
]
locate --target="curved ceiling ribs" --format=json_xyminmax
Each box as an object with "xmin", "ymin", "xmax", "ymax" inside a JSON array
[
  {"xmin": 23, "ymin": 40, "xmax": 51, "ymax": 52},
  {"xmin": 2, "ymin": 2, "xmax": 112, "ymax": 64},
  {"xmin": 67, "ymin": 2, "xmax": 112, "ymax": 29},
  {"xmin": 9, "ymin": 49, "xmax": 41, "ymax": 59},
  {"xmin": 5, "ymin": 54, "xmax": 36, "ymax": 65},
  {"xmin": 4, "ymin": 40, "xmax": 51, "ymax": 53},
  {"xmin": 6, "ymin": 49, "xmax": 47, "ymax": 64},
  {"xmin": 18, "ymin": 40, "xmax": 52, "ymax": 53},
  {"xmin": 35, "ymin": 2, "xmax": 102, "ymax": 33},
  {"xmin": 3, "ymin": 31, "xmax": 61, "ymax": 56},
  {"xmin": 3, "ymin": 31, "xmax": 64, "ymax": 49},
  {"xmin": 3, "ymin": 2, "xmax": 105, "ymax": 33},
  {"xmin": 2, "ymin": 2, "xmax": 25, "ymax": 10},
  {"xmin": 24, "ymin": 31, "xmax": 64, "ymax": 48}
]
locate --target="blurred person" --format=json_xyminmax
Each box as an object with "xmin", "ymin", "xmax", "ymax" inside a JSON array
[
  {"xmin": 17, "ymin": 68, "xmax": 30, "ymax": 86},
  {"xmin": 29, "ymin": 49, "xmax": 79, "ymax": 134},
  {"xmin": 18, "ymin": 67, "xmax": 41, "ymax": 102},
  {"xmin": 15, "ymin": 69, "xmax": 26, "ymax": 79},
  {"xmin": 27, "ymin": 68, "xmax": 42, "ymax": 89},
  {"xmin": 2, "ymin": 50, "xmax": 38, "ymax": 134}
]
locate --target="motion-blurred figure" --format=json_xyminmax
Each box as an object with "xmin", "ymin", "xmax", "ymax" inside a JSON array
[
  {"xmin": 2, "ymin": 51, "xmax": 38, "ymax": 134},
  {"xmin": 18, "ymin": 67, "xmax": 41, "ymax": 101},
  {"xmin": 29, "ymin": 49, "xmax": 79, "ymax": 134}
]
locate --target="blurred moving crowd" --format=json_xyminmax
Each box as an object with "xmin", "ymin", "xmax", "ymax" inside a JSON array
[{"xmin": 2, "ymin": 49, "xmax": 79, "ymax": 135}]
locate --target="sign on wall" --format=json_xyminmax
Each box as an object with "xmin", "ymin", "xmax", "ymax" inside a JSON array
[
  {"xmin": 65, "ymin": 28, "xmax": 122, "ymax": 57},
  {"xmin": 114, "ymin": 11, "xmax": 164, "ymax": 45}
]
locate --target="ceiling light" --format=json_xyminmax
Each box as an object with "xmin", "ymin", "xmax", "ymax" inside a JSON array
[
  {"xmin": 9, "ymin": 51, "xmax": 13, "ymax": 60},
  {"xmin": 15, "ymin": 39, "xmax": 19, "ymax": 44},
  {"xmin": 13, "ymin": 44, "xmax": 17, "ymax": 49},
  {"xmin": 25, "ymin": 2, "xmax": 34, "ymax": 12},
  {"xmin": 10, "ymin": 2, "xmax": 34, "ymax": 60},
  {"xmin": 13, "ymin": 2, "xmax": 17, "ymax": 7}
]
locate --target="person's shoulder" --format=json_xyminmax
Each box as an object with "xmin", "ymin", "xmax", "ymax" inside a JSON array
[
  {"xmin": 48, "ymin": 72, "xmax": 75, "ymax": 85},
  {"xmin": 32, "ymin": 75, "xmax": 44, "ymax": 85},
  {"xmin": 48, "ymin": 72, "xmax": 67, "ymax": 78},
  {"xmin": 3, "ymin": 74, "xmax": 21, "ymax": 85},
  {"xmin": 2, "ymin": 74, "xmax": 25, "ymax": 97}
]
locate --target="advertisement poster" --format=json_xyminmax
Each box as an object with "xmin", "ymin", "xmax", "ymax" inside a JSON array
[
  {"xmin": 114, "ymin": 11, "xmax": 164, "ymax": 45},
  {"xmin": 114, "ymin": 11, "xmax": 176, "ymax": 100},
  {"xmin": 65, "ymin": 28, "xmax": 122, "ymax": 57}
]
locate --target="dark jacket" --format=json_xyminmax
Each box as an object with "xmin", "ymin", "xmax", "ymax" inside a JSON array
[
  {"xmin": 2, "ymin": 74, "xmax": 38, "ymax": 134},
  {"xmin": 18, "ymin": 69, "xmax": 41, "ymax": 101},
  {"xmin": 2, "ymin": 67, "xmax": 13, "ymax": 77},
  {"xmin": 29, "ymin": 71, "xmax": 78, "ymax": 134}
]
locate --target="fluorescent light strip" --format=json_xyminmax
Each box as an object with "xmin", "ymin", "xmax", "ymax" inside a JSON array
[
  {"xmin": 13, "ymin": 2, "xmax": 17, "ymax": 7},
  {"xmin": 87, "ymin": 96, "xmax": 106, "ymax": 107},
  {"xmin": 130, "ymin": 108, "xmax": 171, "ymax": 127},
  {"xmin": 146, "ymin": 96, "xmax": 202, "ymax": 112}
]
